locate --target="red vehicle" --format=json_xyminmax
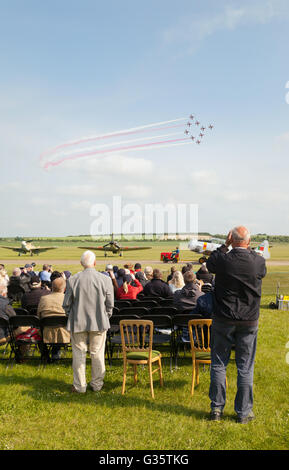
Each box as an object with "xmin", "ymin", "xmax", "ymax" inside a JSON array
[{"xmin": 160, "ymin": 251, "xmax": 179, "ymax": 263}]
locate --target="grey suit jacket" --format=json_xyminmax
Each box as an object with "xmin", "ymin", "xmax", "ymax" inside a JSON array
[{"xmin": 63, "ymin": 268, "xmax": 114, "ymax": 333}]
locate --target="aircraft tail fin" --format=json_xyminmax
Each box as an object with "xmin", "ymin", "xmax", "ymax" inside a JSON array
[{"xmin": 255, "ymin": 240, "xmax": 270, "ymax": 259}]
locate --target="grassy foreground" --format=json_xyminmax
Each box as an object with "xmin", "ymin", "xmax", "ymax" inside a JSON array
[{"xmin": 0, "ymin": 243, "xmax": 289, "ymax": 450}]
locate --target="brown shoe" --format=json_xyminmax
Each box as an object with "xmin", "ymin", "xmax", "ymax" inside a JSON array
[{"xmin": 71, "ymin": 385, "xmax": 85, "ymax": 393}]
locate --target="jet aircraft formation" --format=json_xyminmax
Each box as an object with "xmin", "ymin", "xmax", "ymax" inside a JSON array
[{"xmin": 184, "ymin": 114, "xmax": 214, "ymax": 145}]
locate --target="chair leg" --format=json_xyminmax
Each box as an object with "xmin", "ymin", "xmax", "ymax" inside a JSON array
[
  {"xmin": 196, "ymin": 362, "xmax": 199, "ymax": 385},
  {"xmin": 148, "ymin": 362, "xmax": 154, "ymax": 399},
  {"xmin": 158, "ymin": 358, "xmax": 164, "ymax": 387},
  {"xmin": 133, "ymin": 364, "xmax": 138, "ymax": 385},
  {"xmin": 191, "ymin": 361, "xmax": 196, "ymax": 396},
  {"xmin": 122, "ymin": 360, "xmax": 127, "ymax": 395}
]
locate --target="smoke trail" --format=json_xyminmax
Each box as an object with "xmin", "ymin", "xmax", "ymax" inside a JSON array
[
  {"xmin": 44, "ymin": 137, "xmax": 189, "ymax": 169},
  {"xmin": 40, "ymin": 118, "xmax": 187, "ymax": 161}
]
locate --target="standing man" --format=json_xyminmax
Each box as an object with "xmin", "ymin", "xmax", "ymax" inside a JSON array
[
  {"xmin": 206, "ymin": 226, "xmax": 266, "ymax": 423},
  {"xmin": 63, "ymin": 251, "xmax": 114, "ymax": 393}
]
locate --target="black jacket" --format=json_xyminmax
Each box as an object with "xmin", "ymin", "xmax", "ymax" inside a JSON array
[
  {"xmin": 0, "ymin": 295, "xmax": 16, "ymax": 339},
  {"xmin": 143, "ymin": 278, "xmax": 172, "ymax": 298},
  {"xmin": 173, "ymin": 282, "xmax": 204, "ymax": 312},
  {"xmin": 206, "ymin": 245, "xmax": 266, "ymax": 324}
]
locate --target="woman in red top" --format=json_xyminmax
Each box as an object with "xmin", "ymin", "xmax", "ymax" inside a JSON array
[{"xmin": 116, "ymin": 274, "xmax": 143, "ymax": 300}]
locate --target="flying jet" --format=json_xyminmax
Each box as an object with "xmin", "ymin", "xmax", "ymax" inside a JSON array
[
  {"xmin": 201, "ymin": 126, "xmax": 206, "ymax": 131},
  {"xmin": 189, "ymin": 115, "xmax": 194, "ymax": 120},
  {"xmin": 191, "ymin": 136, "xmax": 195, "ymax": 140},
  {"xmin": 195, "ymin": 121, "xmax": 200, "ymax": 126},
  {"xmin": 199, "ymin": 133, "xmax": 204, "ymax": 138},
  {"xmin": 188, "ymin": 238, "xmax": 271, "ymax": 264},
  {"xmin": 208, "ymin": 124, "xmax": 214, "ymax": 129},
  {"xmin": 1, "ymin": 240, "xmax": 58, "ymax": 256},
  {"xmin": 79, "ymin": 235, "xmax": 152, "ymax": 257},
  {"xmin": 187, "ymin": 121, "xmax": 192, "ymax": 127},
  {"xmin": 184, "ymin": 129, "xmax": 189, "ymax": 135}
]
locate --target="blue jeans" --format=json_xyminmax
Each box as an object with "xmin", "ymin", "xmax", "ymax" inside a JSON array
[{"xmin": 209, "ymin": 320, "xmax": 258, "ymax": 418}]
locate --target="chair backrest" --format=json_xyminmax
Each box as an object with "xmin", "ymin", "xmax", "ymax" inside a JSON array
[
  {"xmin": 109, "ymin": 314, "xmax": 140, "ymax": 326},
  {"xmin": 113, "ymin": 307, "xmax": 120, "ymax": 315},
  {"xmin": 120, "ymin": 319, "xmax": 153, "ymax": 357},
  {"xmin": 140, "ymin": 296, "xmax": 163, "ymax": 303},
  {"xmin": 137, "ymin": 300, "xmax": 158, "ymax": 309},
  {"xmin": 150, "ymin": 306, "xmax": 178, "ymax": 317},
  {"xmin": 159, "ymin": 298, "xmax": 174, "ymax": 307},
  {"xmin": 118, "ymin": 307, "xmax": 149, "ymax": 317},
  {"xmin": 188, "ymin": 319, "xmax": 212, "ymax": 352},
  {"xmin": 140, "ymin": 314, "xmax": 172, "ymax": 329},
  {"xmin": 172, "ymin": 313, "xmax": 203, "ymax": 329},
  {"xmin": 9, "ymin": 315, "xmax": 40, "ymax": 328},
  {"xmin": 0, "ymin": 317, "xmax": 9, "ymax": 328},
  {"xmin": 39, "ymin": 315, "xmax": 68, "ymax": 329},
  {"xmin": 14, "ymin": 307, "xmax": 30, "ymax": 316},
  {"xmin": 114, "ymin": 300, "xmax": 131, "ymax": 309}
]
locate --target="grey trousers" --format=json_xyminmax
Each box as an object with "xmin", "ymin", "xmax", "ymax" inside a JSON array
[
  {"xmin": 71, "ymin": 330, "xmax": 107, "ymax": 393},
  {"xmin": 209, "ymin": 320, "xmax": 258, "ymax": 418}
]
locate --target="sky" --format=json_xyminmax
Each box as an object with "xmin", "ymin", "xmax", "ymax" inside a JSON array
[{"xmin": 1, "ymin": 0, "xmax": 289, "ymax": 237}]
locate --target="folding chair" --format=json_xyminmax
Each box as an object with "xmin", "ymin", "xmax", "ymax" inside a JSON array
[
  {"xmin": 107, "ymin": 314, "xmax": 140, "ymax": 364},
  {"xmin": 120, "ymin": 319, "xmax": 163, "ymax": 398},
  {"xmin": 9, "ymin": 315, "xmax": 42, "ymax": 365},
  {"xmin": 188, "ymin": 318, "xmax": 227, "ymax": 395},
  {"xmin": 118, "ymin": 307, "xmax": 149, "ymax": 317},
  {"xmin": 14, "ymin": 308, "xmax": 30, "ymax": 316},
  {"xmin": 141, "ymin": 314, "xmax": 174, "ymax": 371},
  {"xmin": 39, "ymin": 316, "xmax": 70, "ymax": 366},
  {"xmin": 150, "ymin": 306, "xmax": 178, "ymax": 318},
  {"xmin": 137, "ymin": 300, "xmax": 158, "ymax": 310},
  {"xmin": 172, "ymin": 313, "xmax": 203, "ymax": 368},
  {"xmin": 114, "ymin": 300, "xmax": 132, "ymax": 309},
  {"xmin": 159, "ymin": 298, "xmax": 174, "ymax": 307}
]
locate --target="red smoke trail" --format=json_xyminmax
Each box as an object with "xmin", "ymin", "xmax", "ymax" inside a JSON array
[{"xmin": 44, "ymin": 136, "xmax": 189, "ymax": 169}]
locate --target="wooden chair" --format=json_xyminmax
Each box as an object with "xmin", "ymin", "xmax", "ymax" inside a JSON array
[
  {"xmin": 188, "ymin": 318, "xmax": 212, "ymax": 396},
  {"xmin": 120, "ymin": 319, "xmax": 163, "ymax": 399}
]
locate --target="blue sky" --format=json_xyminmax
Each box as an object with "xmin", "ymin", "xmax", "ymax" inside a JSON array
[{"xmin": 1, "ymin": 0, "xmax": 289, "ymax": 236}]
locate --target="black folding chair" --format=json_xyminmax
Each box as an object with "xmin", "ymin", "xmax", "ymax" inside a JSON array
[
  {"xmin": 118, "ymin": 307, "xmax": 149, "ymax": 317},
  {"xmin": 9, "ymin": 315, "xmax": 42, "ymax": 366},
  {"xmin": 159, "ymin": 298, "xmax": 174, "ymax": 307},
  {"xmin": 14, "ymin": 308, "xmax": 30, "ymax": 316},
  {"xmin": 107, "ymin": 314, "xmax": 140, "ymax": 364},
  {"xmin": 137, "ymin": 300, "xmax": 159, "ymax": 310},
  {"xmin": 172, "ymin": 314, "xmax": 203, "ymax": 368},
  {"xmin": 114, "ymin": 300, "xmax": 131, "ymax": 309},
  {"xmin": 150, "ymin": 306, "xmax": 178, "ymax": 317},
  {"xmin": 141, "ymin": 314, "xmax": 174, "ymax": 371},
  {"xmin": 39, "ymin": 316, "xmax": 70, "ymax": 366},
  {"xmin": 140, "ymin": 296, "xmax": 163, "ymax": 303}
]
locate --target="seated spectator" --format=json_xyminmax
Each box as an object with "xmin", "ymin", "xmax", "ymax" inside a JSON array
[
  {"xmin": 8, "ymin": 268, "xmax": 27, "ymax": 303},
  {"xmin": 134, "ymin": 263, "xmax": 142, "ymax": 273},
  {"xmin": 135, "ymin": 270, "xmax": 148, "ymax": 287},
  {"xmin": 124, "ymin": 263, "xmax": 134, "ymax": 274},
  {"xmin": 196, "ymin": 264, "xmax": 214, "ymax": 284},
  {"xmin": 173, "ymin": 271, "xmax": 204, "ymax": 312},
  {"xmin": 20, "ymin": 267, "xmax": 31, "ymax": 292},
  {"xmin": 144, "ymin": 266, "xmax": 153, "ymax": 281},
  {"xmin": 143, "ymin": 269, "xmax": 172, "ymax": 298},
  {"xmin": 24, "ymin": 263, "xmax": 34, "ymax": 277},
  {"xmin": 190, "ymin": 292, "xmax": 214, "ymax": 318},
  {"xmin": 167, "ymin": 265, "xmax": 178, "ymax": 283},
  {"xmin": 37, "ymin": 277, "xmax": 70, "ymax": 361},
  {"xmin": 115, "ymin": 273, "xmax": 143, "ymax": 300},
  {"xmin": 39, "ymin": 264, "xmax": 52, "ymax": 282},
  {"xmin": 50, "ymin": 271, "xmax": 63, "ymax": 283},
  {"xmin": 63, "ymin": 270, "xmax": 71, "ymax": 280},
  {"xmin": 0, "ymin": 279, "xmax": 16, "ymax": 344},
  {"xmin": 21, "ymin": 275, "xmax": 51, "ymax": 312},
  {"xmin": 168, "ymin": 271, "xmax": 185, "ymax": 293},
  {"xmin": 0, "ymin": 264, "xmax": 9, "ymax": 284}
]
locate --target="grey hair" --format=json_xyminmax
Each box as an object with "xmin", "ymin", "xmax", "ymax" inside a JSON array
[
  {"xmin": 12, "ymin": 267, "xmax": 21, "ymax": 276},
  {"xmin": 81, "ymin": 250, "xmax": 96, "ymax": 268},
  {"xmin": 231, "ymin": 226, "xmax": 250, "ymax": 242}
]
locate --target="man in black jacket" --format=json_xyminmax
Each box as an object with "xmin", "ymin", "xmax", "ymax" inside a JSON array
[
  {"xmin": 206, "ymin": 226, "xmax": 266, "ymax": 423},
  {"xmin": 143, "ymin": 269, "xmax": 172, "ymax": 298}
]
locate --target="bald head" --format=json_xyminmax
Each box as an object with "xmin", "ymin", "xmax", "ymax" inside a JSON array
[{"xmin": 231, "ymin": 226, "xmax": 250, "ymax": 248}]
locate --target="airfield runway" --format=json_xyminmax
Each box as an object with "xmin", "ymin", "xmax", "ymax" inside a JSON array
[{"xmin": 1, "ymin": 259, "xmax": 288, "ymax": 266}]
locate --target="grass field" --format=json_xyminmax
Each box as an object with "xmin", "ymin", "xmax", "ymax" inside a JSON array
[{"xmin": 0, "ymin": 240, "xmax": 289, "ymax": 450}]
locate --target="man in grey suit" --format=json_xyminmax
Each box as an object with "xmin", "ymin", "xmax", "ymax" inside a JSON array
[{"xmin": 63, "ymin": 251, "xmax": 114, "ymax": 393}]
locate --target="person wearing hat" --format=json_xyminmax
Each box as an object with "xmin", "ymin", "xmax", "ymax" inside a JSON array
[{"xmin": 21, "ymin": 275, "xmax": 51, "ymax": 313}]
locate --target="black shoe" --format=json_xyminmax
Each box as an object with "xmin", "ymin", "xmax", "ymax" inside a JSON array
[
  {"xmin": 236, "ymin": 411, "xmax": 255, "ymax": 424},
  {"xmin": 209, "ymin": 408, "xmax": 223, "ymax": 421}
]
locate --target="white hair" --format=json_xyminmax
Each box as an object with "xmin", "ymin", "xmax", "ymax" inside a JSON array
[
  {"xmin": 231, "ymin": 226, "xmax": 250, "ymax": 242},
  {"xmin": 81, "ymin": 250, "xmax": 96, "ymax": 268},
  {"xmin": 12, "ymin": 267, "xmax": 21, "ymax": 276}
]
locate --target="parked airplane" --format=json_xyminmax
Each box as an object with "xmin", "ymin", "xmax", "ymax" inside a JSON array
[
  {"xmin": 188, "ymin": 238, "xmax": 271, "ymax": 263},
  {"xmin": 1, "ymin": 240, "xmax": 58, "ymax": 256},
  {"xmin": 79, "ymin": 235, "xmax": 152, "ymax": 257}
]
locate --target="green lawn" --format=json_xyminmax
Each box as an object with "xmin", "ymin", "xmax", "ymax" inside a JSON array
[{"xmin": 0, "ymin": 243, "xmax": 289, "ymax": 450}]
